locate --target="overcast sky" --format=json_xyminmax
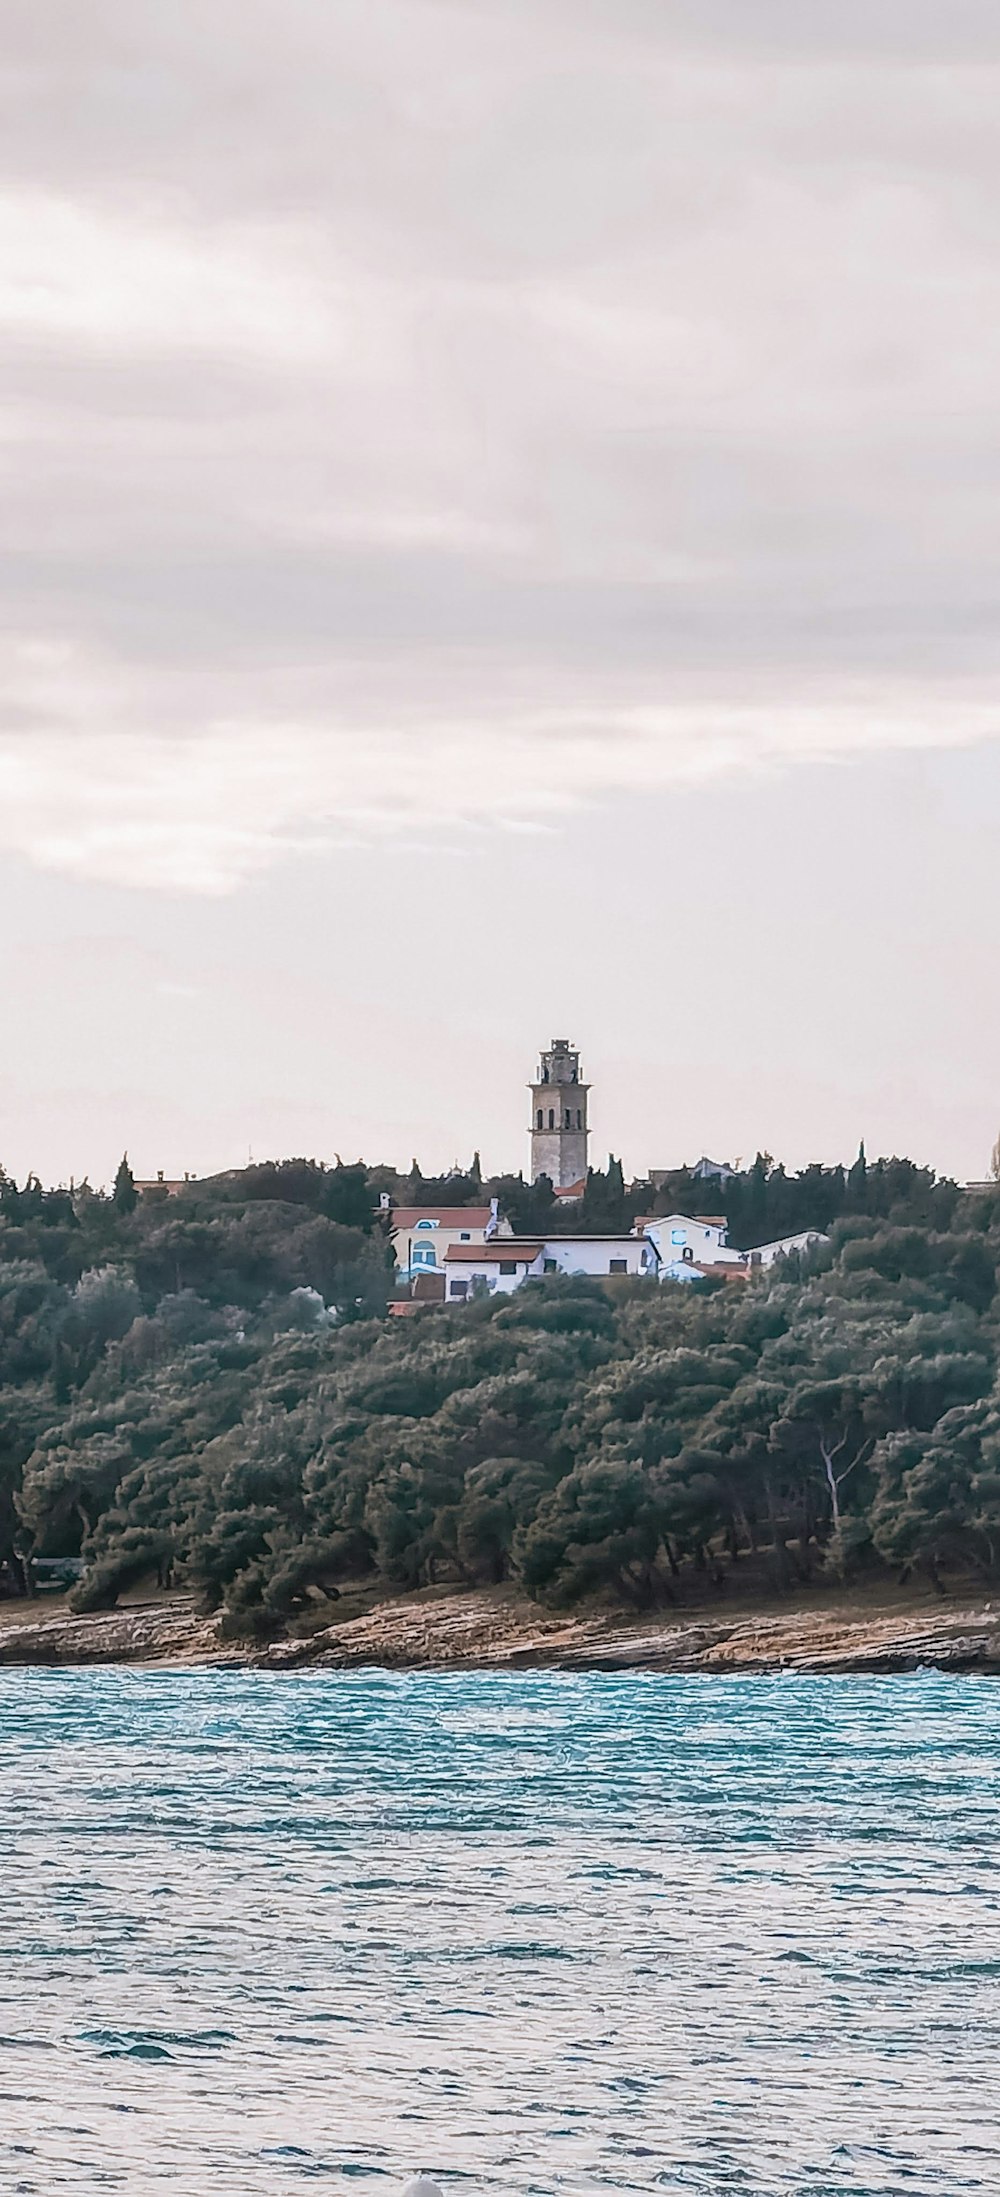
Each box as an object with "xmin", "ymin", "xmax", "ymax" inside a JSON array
[{"xmin": 3, "ymin": 0, "xmax": 1000, "ymax": 1186}]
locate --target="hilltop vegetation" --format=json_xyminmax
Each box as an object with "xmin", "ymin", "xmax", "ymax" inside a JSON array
[{"xmin": 2, "ymin": 1152, "xmax": 1000, "ymax": 1636}]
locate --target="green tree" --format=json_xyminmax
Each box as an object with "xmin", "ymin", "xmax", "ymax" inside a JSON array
[{"xmin": 113, "ymin": 1154, "xmax": 137, "ymax": 1215}]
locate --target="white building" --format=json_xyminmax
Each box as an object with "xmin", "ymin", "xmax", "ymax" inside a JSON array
[
  {"xmin": 390, "ymin": 1201, "xmax": 509, "ymax": 1285},
  {"xmin": 637, "ymin": 1211, "xmax": 746, "ymax": 1273},
  {"xmin": 444, "ymin": 1232, "xmax": 657, "ymax": 1302}
]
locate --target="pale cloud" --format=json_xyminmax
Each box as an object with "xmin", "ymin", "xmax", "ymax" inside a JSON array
[
  {"xmin": 2, "ymin": 676, "xmax": 997, "ymax": 893},
  {"xmin": 1, "ymin": 0, "xmax": 999, "ymax": 892},
  {"xmin": 0, "ymin": 195, "xmax": 337, "ymax": 362}
]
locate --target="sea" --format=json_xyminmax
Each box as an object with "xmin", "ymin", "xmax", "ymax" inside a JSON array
[{"xmin": 2, "ymin": 1667, "xmax": 998, "ymax": 2197}]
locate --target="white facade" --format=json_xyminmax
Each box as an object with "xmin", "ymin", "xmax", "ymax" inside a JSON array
[
  {"xmin": 391, "ymin": 1202, "xmax": 508, "ymax": 1283},
  {"xmin": 539, "ymin": 1235, "xmax": 657, "ymax": 1281},
  {"xmin": 445, "ymin": 1244, "xmax": 545, "ymax": 1299},
  {"xmin": 445, "ymin": 1233, "xmax": 657, "ymax": 1302},
  {"xmin": 639, "ymin": 1212, "xmax": 744, "ymax": 1274}
]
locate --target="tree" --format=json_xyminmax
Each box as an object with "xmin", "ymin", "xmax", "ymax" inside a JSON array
[
  {"xmin": 847, "ymin": 1141, "xmax": 868, "ymax": 1210},
  {"xmin": 113, "ymin": 1155, "xmax": 137, "ymax": 1215}
]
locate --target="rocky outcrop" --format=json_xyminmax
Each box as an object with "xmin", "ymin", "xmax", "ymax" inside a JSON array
[
  {"xmin": 259, "ymin": 1593, "xmax": 1000, "ymax": 1675},
  {"xmin": 0, "ymin": 1598, "xmax": 225, "ymax": 1666},
  {"xmin": 2, "ymin": 1590, "xmax": 999, "ymax": 1674}
]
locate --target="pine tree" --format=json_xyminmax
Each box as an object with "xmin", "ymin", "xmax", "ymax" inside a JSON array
[
  {"xmin": 113, "ymin": 1153, "xmax": 137, "ymax": 1215},
  {"xmin": 847, "ymin": 1140, "xmax": 868, "ymax": 1210}
]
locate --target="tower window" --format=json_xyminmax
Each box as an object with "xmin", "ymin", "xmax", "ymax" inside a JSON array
[
  {"xmin": 576, "ymin": 1109, "xmax": 582, "ymax": 1129},
  {"xmin": 536, "ymin": 1109, "xmax": 543, "ymax": 1129},
  {"xmin": 564, "ymin": 1109, "xmax": 571, "ymax": 1127},
  {"xmin": 548, "ymin": 1109, "xmax": 554, "ymax": 1129}
]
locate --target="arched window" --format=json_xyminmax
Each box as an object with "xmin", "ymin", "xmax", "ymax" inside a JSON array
[
  {"xmin": 576, "ymin": 1109, "xmax": 582, "ymax": 1129},
  {"xmin": 548, "ymin": 1108, "xmax": 555, "ymax": 1130},
  {"xmin": 414, "ymin": 1217, "xmax": 436, "ymax": 1229},
  {"xmin": 411, "ymin": 1242, "xmax": 437, "ymax": 1269},
  {"xmin": 564, "ymin": 1109, "xmax": 571, "ymax": 1127},
  {"xmin": 537, "ymin": 1109, "xmax": 543, "ymax": 1129}
]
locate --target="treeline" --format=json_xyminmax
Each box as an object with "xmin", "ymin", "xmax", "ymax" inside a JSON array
[
  {"xmin": 1, "ymin": 1153, "xmax": 1000, "ymax": 1631},
  {"xmin": 210, "ymin": 1144, "xmax": 961, "ymax": 1246}
]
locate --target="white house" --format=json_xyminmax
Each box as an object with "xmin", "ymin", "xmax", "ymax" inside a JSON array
[
  {"xmin": 637, "ymin": 1212, "xmax": 745, "ymax": 1274},
  {"xmin": 443, "ymin": 1232, "xmax": 658, "ymax": 1302},
  {"xmin": 390, "ymin": 1201, "xmax": 510, "ymax": 1284}
]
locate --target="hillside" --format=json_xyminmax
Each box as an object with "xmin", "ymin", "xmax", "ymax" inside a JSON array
[{"xmin": 2, "ymin": 1156, "xmax": 1000, "ymax": 1641}]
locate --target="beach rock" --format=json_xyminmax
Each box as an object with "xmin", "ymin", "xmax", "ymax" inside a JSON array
[
  {"xmin": 2, "ymin": 1588, "xmax": 1000, "ymax": 1675},
  {"xmin": 0, "ymin": 1597, "xmax": 224, "ymax": 1666}
]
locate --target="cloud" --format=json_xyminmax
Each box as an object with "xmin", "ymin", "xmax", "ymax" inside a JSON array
[{"xmin": 1, "ymin": 0, "xmax": 999, "ymax": 890}]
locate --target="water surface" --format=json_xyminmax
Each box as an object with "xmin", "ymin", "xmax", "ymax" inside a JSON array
[{"xmin": 3, "ymin": 1668, "xmax": 999, "ymax": 2194}]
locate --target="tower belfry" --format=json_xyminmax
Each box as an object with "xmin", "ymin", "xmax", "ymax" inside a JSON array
[{"xmin": 529, "ymin": 1038, "xmax": 590, "ymax": 1188}]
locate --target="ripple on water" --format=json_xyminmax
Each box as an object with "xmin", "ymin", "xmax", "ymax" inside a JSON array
[{"xmin": 1, "ymin": 1668, "xmax": 999, "ymax": 2195}]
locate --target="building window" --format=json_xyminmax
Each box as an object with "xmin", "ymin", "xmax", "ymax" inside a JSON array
[
  {"xmin": 450, "ymin": 1281, "xmax": 468, "ymax": 1299},
  {"xmin": 460, "ymin": 1231, "xmax": 471, "ymax": 1241},
  {"xmin": 548, "ymin": 1108, "xmax": 554, "ymax": 1129},
  {"xmin": 411, "ymin": 1243, "xmax": 437, "ymax": 1269},
  {"xmin": 576, "ymin": 1109, "xmax": 582, "ymax": 1129},
  {"xmin": 543, "ymin": 1258, "xmax": 557, "ymax": 1274},
  {"xmin": 537, "ymin": 1109, "xmax": 543, "ymax": 1129},
  {"xmin": 499, "ymin": 1260, "xmax": 517, "ymax": 1275},
  {"xmin": 415, "ymin": 1217, "xmax": 436, "ymax": 1230},
  {"xmin": 564, "ymin": 1109, "xmax": 571, "ymax": 1127},
  {"xmin": 609, "ymin": 1258, "xmax": 627, "ymax": 1274}
]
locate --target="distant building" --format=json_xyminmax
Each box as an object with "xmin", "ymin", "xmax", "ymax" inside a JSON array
[
  {"xmin": 530, "ymin": 1039, "xmax": 589, "ymax": 1188},
  {"xmin": 637, "ymin": 1212, "xmax": 745, "ymax": 1271},
  {"xmin": 134, "ymin": 1171, "xmax": 198, "ymax": 1199},
  {"xmin": 649, "ymin": 1157, "xmax": 741, "ymax": 1189},
  {"xmin": 444, "ymin": 1231, "xmax": 656, "ymax": 1301},
  {"xmin": 389, "ymin": 1200, "xmax": 509, "ymax": 1285}
]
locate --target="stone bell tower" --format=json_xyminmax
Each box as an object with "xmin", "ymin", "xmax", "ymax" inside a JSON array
[{"xmin": 529, "ymin": 1038, "xmax": 590, "ymax": 1188}]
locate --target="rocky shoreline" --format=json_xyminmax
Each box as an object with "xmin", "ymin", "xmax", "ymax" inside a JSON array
[{"xmin": 1, "ymin": 1588, "xmax": 1000, "ymax": 1674}]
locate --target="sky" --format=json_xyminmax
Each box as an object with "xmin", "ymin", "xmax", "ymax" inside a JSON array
[{"xmin": 3, "ymin": 0, "xmax": 1000, "ymax": 1188}]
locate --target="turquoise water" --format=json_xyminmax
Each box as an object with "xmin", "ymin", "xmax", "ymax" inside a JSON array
[{"xmin": 3, "ymin": 1670, "xmax": 999, "ymax": 2196}]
